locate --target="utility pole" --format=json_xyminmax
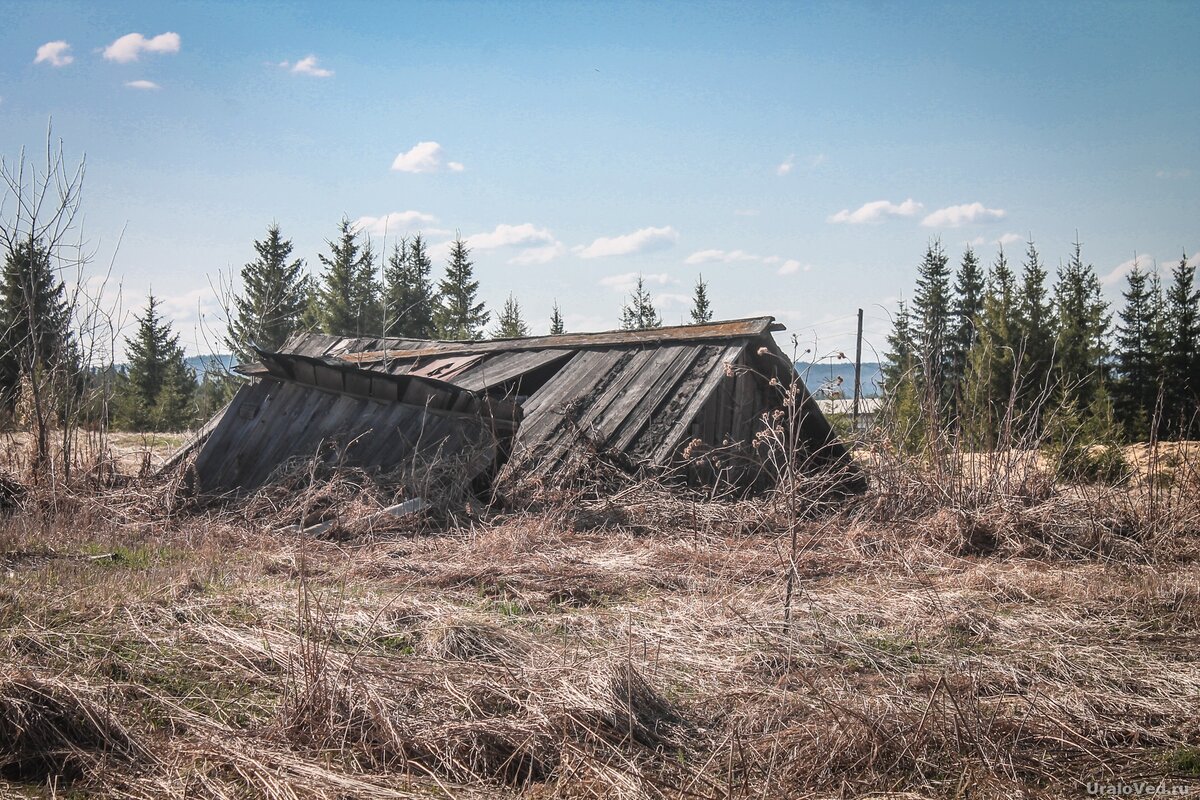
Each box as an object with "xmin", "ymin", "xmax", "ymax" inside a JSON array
[{"xmin": 852, "ymin": 308, "xmax": 864, "ymax": 429}]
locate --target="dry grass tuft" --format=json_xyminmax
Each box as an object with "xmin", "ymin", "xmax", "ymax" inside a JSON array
[{"xmin": 0, "ymin": 673, "xmax": 152, "ymax": 785}]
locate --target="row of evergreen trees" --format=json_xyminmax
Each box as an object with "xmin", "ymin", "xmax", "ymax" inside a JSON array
[
  {"xmin": 0, "ymin": 219, "xmax": 721, "ymax": 433},
  {"xmin": 0, "ymin": 238, "xmax": 199, "ymax": 431},
  {"xmin": 224, "ymin": 220, "xmax": 717, "ymax": 362},
  {"xmin": 885, "ymin": 237, "xmax": 1198, "ymax": 444}
]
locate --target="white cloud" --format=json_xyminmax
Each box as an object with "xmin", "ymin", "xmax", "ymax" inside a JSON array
[
  {"xmin": 352, "ymin": 210, "xmax": 438, "ymax": 236},
  {"xmin": 281, "ymin": 54, "xmax": 333, "ymax": 77},
  {"xmin": 509, "ymin": 242, "xmax": 567, "ymax": 265},
  {"xmin": 996, "ymin": 232, "xmax": 1023, "ymax": 246},
  {"xmin": 124, "ymin": 79, "xmax": 161, "ymax": 90},
  {"xmin": 149, "ymin": 286, "xmax": 224, "ymax": 356},
  {"xmin": 776, "ymin": 154, "xmax": 795, "ymax": 176},
  {"xmin": 1156, "ymin": 168, "xmax": 1191, "ymax": 179},
  {"xmin": 921, "ymin": 202, "xmax": 1007, "ymax": 228},
  {"xmin": 1102, "ymin": 255, "xmax": 1146, "ymax": 287},
  {"xmin": 34, "ymin": 41, "xmax": 73, "ymax": 67},
  {"xmin": 600, "ymin": 272, "xmax": 672, "ymax": 293},
  {"xmin": 809, "ymin": 153, "xmax": 828, "ymax": 168},
  {"xmin": 103, "ymin": 31, "xmax": 181, "ymax": 63},
  {"xmin": 467, "ymin": 223, "xmax": 555, "ymax": 250},
  {"xmin": 828, "ymin": 198, "xmax": 923, "ymax": 224},
  {"xmin": 1099, "ymin": 252, "xmax": 1200, "ymax": 289},
  {"xmin": 656, "ymin": 292, "xmax": 694, "ymax": 309},
  {"xmin": 684, "ymin": 249, "xmax": 760, "ymax": 265},
  {"xmin": 391, "ymin": 141, "xmax": 462, "ymax": 173},
  {"xmin": 777, "ymin": 259, "xmax": 810, "ymax": 276},
  {"xmin": 576, "ymin": 226, "xmax": 679, "ymax": 258}
]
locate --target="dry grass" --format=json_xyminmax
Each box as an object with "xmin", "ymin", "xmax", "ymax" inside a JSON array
[{"xmin": 1, "ymin": 436, "xmax": 1199, "ymax": 799}]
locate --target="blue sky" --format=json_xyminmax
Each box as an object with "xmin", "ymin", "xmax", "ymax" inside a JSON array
[{"xmin": 2, "ymin": 0, "xmax": 1198, "ymax": 359}]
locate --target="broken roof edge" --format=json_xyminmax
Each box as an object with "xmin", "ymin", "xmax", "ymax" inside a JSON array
[{"xmin": 329, "ymin": 316, "xmax": 785, "ymax": 363}]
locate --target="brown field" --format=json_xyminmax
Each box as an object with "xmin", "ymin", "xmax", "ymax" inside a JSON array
[{"xmin": 1, "ymin": 439, "xmax": 1199, "ymax": 799}]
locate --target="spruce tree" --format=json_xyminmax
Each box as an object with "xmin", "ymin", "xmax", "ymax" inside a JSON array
[
  {"xmin": 118, "ymin": 294, "xmax": 197, "ymax": 430},
  {"xmin": 313, "ymin": 218, "xmax": 381, "ymax": 337},
  {"xmin": 382, "ymin": 234, "xmax": 437, "ymax": 338},
  {"xmin": 549, "ymin": 301, "xmax": 565, "ymax": 335},
  {"xmin": 1113, "ymin": 262, "xmax": 1160, "ymax": 439},
  {"xmin": 1052, "ymin": 238, "xmax": 1110, "ymax": 411},
  {"xmin": 0, "ymin": 239, "xmax": 76, "ymax": 413},
  {"xmin": 911, "ymin": 239, "xmax": 953, "ymax": 408},
  {"xmin": 435, "ymin": 237, "xmax": 488, "ymax": 340},
  {"xmin": 1014, "ymin": 238, "xmax": 1055, "ymax": 415},
  {"xmin": 960, "ymin": 248, "xmax": 1018, "ymax": 446},
  {"xmin": 1163, "ymin": 251, "xmax": 1200, "ymax": 436},
  {"xmin": 690, "ymin": 274, "xmax": 713, "ymax": 324},
  {"xmin": 950, "ymin": 246, "xmax": 985, "ymax": 408},
  {"xmin": 883, "ymin": 299, "xmax": 916, "ymax": 394},
  {"xmin": 491, "ymin": 294, "xmax": 529, "ymax": 338},
  {"xmin": 883, "ymin": 299, "xmax": 923, "ymax": 450},
  {"xmin": 619, "ymin": 274, "xmax": 662, "ymax": 330},
  {"xmin": 225, "ymin": 223, "xmax": 309, "ymax": 361}
]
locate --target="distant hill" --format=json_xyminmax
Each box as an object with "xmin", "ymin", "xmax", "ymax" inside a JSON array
[
  {"xmin": 186, "ymin": 354, "xmax": 234, "ymax": 381},
  {"xmin": 796, "ymin": 361, "xmax": 883, "ymax": 399}
]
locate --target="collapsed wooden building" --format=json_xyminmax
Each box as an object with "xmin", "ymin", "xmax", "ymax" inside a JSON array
[{"xmin": 178, "ymin": 317, "xmax": 863, "ymax": 495}]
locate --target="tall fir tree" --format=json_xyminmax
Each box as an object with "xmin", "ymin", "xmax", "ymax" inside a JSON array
[
  {"xmin": 689, "ymin": 274, "xmax": 713, "ymax": 324},
  {"xmin": 619, "ymin": 274, "xmax": 662, "ymax": 330},
  {"xmin": 1051, "ymin": 238, "xmax": 1110, "ymax": 411},
  {"xmin": 911, "ymin": 239, "xmax": 953, "ymax": 409},
  {"xmin": 549, "ymin": 301, "xmax": 565, "ymax": 335},
  {"xmin": 960, "ymin": 248, "xmax": 1019, "ymax": 445},
  {"xmin": 491, "ymin": 294, "xmax": 530, "ymax": 339},
  {"xmin": 1163, "ymin": 251, "xmax": 1200, "ymax": 436},
  {"xmin": 882, "ymin": 299, "xmax": 923, "ymax": 450},
  {"xmin": 118, "ymin": 294, "xmax": 197, "ymax": 431},
  {"xmin": 883, "ymin": 299, "xmax": 916, "ymax": 392},
  {"xmin": 382, "ymin": 234, "xmax": 437, "ymax": 338},
  {"xmin": 949, "ymin": 246, "xmax": 985, "ymax": 409},
  {"xmin": 313, "ymin": 218, "xmax": 381, "ymax": 337},
  {"xmin": 225, "ymin": 223, "xmax": 309, "ymax": 361},
  {"xmin": 0, "ymin": 239, "xmax": 76, "ymax": 413},
  {"xmin": 1013, "ymin": 238, "xmax": 1056, "ymax": 416},
  {"xmin": 435, "ymin": 237, "xmax": 488, "ymax": 340},
  {"xmin": 1113, "ymin": 261, "xmax": 1161, "ymax": 439}
]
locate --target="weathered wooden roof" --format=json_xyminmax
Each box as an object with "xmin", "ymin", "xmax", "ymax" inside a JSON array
[
  {"xmin": 191, "ymin": 378, "xmax": 503, "ymax": 494},
  {"xmin": 503, "ymin": 341, "xmax": 750, "ymax": 476},
  {"xmin": 185, "ymin": 316, "xmax": 860, "ymax": 493}
]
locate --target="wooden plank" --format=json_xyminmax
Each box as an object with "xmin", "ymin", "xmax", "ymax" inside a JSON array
[
  {"xmin": 451, "ymin": 349, "xmax": 574, "ymax": 392},
  {"xmin": 229, "ymin": 382, "xmax": 328, "ymax": 490},
  {"xmin": 344, "ymin": 370, "xmax": 372, "ymax": 398},
  {"xmin": 192, "ymin": 382, "xmax": 269, "ymax": 486},
  {"xmin": 530, "ymin": 347, "xmax": 658, "ymax": 469},
  {"xmin": 648, "ymin": 342, "xmax": 747, "ymax": 464},
  {"xmin": 593, "ymin": 346, "xmax": 689, "ymax": 448},
  {"xmin": 508, "ymin": 350, "xmax": 628, "ymax": 467},
  {"xmin": 609, "ymin": 345, "xmax": 709, "ymax": 453},
  {"xmin": 199, "ymin": 379, "xmax": 294, "ymax": 491},
  {"xmin": 369, "ymin": 374, "xmax": 399, "ymax": 402},
  {"xmin": 314, "ymin": 363, "xmax": 345, "ymax": 393}
]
